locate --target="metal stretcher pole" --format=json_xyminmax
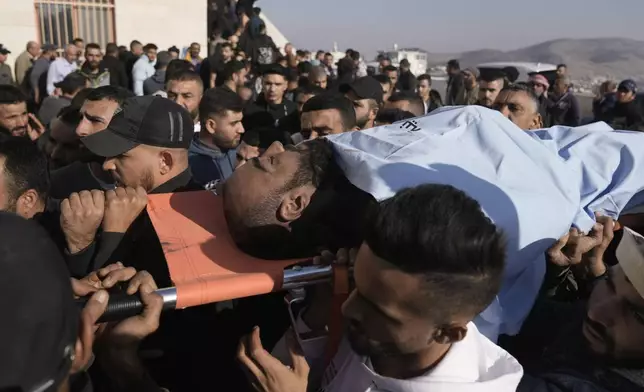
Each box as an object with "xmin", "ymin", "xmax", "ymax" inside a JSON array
[{"xmin": 79, "ymin": 265, "xmax": 336, "ymax": 323}]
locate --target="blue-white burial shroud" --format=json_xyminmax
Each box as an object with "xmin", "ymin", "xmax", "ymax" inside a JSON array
[{"xmin": 326, "ymin": 106, "xmax": 644, "ymax": 340}]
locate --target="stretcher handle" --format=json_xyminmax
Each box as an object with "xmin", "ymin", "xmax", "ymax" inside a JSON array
[{"xmin": 74, "ymin": 287, "xmax": 178, "ymax": 323}]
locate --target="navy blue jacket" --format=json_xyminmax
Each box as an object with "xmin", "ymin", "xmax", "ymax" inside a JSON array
[{"xmin": 188, "ymin": 136, "xmax": 237, "ymax": 190}]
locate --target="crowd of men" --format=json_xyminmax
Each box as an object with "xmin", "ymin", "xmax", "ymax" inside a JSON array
[{"xmin": 2, "ymin": 2, "xmax": 644, "ymax": 392}]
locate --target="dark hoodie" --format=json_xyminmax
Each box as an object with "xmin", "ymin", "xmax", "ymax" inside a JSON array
[
  {"xmin": 188, "ymin": 135, "xmax": 237, "ymax": 190},
  {"xmin": 143, "ymin": 69, "xmax": 166, "ymax": 95}
]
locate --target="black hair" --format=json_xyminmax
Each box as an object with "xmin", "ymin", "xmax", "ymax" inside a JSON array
[
  {"xmin": 388, "ymin": 92, "xmax": 424, "ymax": 117},
  {"xmin": 59, "ymin": 73, "xmax": 88, "ymax": 95},
  {"xmin": 199, "ymin": 88, "xmax": 245, "ymax": 125},
  {"xmin": 297, "ymin": 61, "xmax": 313, "ymax": 75},
  {"xmin": 0, "ymin": 85, "xmax": 27, "ymax": 105},
  {"xmin": 143, "ymin": 43, "xmax": 158, "ymax": 52},
  {"xmin": 302, "ymin": 93, "xmax": 357, "ymax": 130},
  {"xmin": 349, "ymin": 51, "xmax": 361, "ymax": 62},
  {"xmin": 364, "ymin": 184, "xmax": 506, "ymax": 320},
  {"xmin": 228, "ymin": 138, "xmax": 375, "ymax": 259},
  {"xmin": 373, "ymin": 74, "xmax": 391, "ymax": 86},
  {"xmin": 105, "ymin": 43, "xmax": 118, "ymax": 55},
  {"xmin": 557, "ymin": 63, "xmax": 567, "ymax": 69},
  {"xmin": 166, "ymin": 70, "xmax": 203, "ymax": 89},
  {"xmin": 296, "ymin": 50, "xmax": 306, "ymax": 58},
  {"xmin": 417, "ymin": 74, "xmax": 432, "ymax": 84},
  {"xmin": 336, "ymin": 58, "xmax": 355, "ymax": 78},
  {"xmin": 383, "ymin": 65, "xmax": 398, "ymax": 73},
  {"xmin": 72, "ymin": 38, "xmax": 84, "ymax": 45},
  {"xmin": 324, "ymin": 52, "xmax": 332, "ymax": 57},
  {"xmin": 221, "ymin": 60, "xmax": 246, "ymax": 81},
  {"xmin": 499, "ymin": 84, "xmax": 539, "ymax": 113},
  {"xmin": 296, "ymin": 85, "xmax": 325, "ymax": 100},
  {"xmin": 57, "ymin": 88, "xmax": 94, "ymax": 123},
  {"xmin": 85, "ymin": 43, "xmax": 100, "ymax": 52},
  {"xmin": 316, "ymin": 50, "xmax": 325, "ymax": 57},
  {"xmin": 168, "ymin": 46, "xmax": 180, "ymax": 54},
  {"xmin": 447, "ymin": 59, "xmax": 460, "ymax": 70},
  {"xmin": 165, "ymin": 59, "xmax": 194, "ymax": 83},
  {"xmin": 221, "ymin": 42, "xmax": 233, "ymax": 51},
  {"xmin": 376, "ymin": 108, "xmax": 415, "ymax": 124},
  {"xmin": 129, "ymin": 40, "xmax": 142, "ymax": 50},
  {"xmin": 0, "ymin": 137, "xmax": 49, "ymax": 203},
  {"xmin": 85, "ymin": 86, "xmax": 134, "ymax": 106},
  {"xmin": 262, "ymin": 64, "xmax": 288, "ymax": 79}
]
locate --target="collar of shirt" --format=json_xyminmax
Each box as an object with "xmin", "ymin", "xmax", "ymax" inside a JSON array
[{"xmin": 150, "ymin": 168, "xmax": 193, "ymax": 194}]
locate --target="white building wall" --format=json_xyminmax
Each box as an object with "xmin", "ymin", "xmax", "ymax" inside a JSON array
[
  {"xmin": 114, "ymin": 0, "xmax": 207, "ymax": 54},
  {"xmin": 0, "ymin": 0, "xmax": 38, "ymax": 67}
]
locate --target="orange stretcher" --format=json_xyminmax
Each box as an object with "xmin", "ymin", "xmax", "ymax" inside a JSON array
[{"xmin": 146, "ymin": 190, "xmax": 328, "ymax": 309}]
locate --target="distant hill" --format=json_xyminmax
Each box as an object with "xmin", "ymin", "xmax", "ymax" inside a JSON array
[{"xmin": 426, "ymin": 38, "xmax": 644, "ymax": 81}]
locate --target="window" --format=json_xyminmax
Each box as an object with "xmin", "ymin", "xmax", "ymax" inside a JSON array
[{"xmin": 34, "ymin": 0, "xmax": 115, "ymax": 49}]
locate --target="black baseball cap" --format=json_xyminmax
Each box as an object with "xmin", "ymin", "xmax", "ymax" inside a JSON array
[
  {"xmin": 0, "ymin": 44, "xmax": 10, "ymax": 55},
  {"xmin": 82, "ymin": 95, "xmax": 194, "ymax": 158},
  {"xmin": 340, "ymin": 76, "xmax": 384, "ymax": 104},
  {"xmin": 0, "ymin": 213, "xmax": 78, "ymax": 392},
  {"xmin": 54, "ymin": 72, "xmax": 88, "ymax": 94}
]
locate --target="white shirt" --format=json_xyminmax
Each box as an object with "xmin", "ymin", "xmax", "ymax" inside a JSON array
[
  {"xmin": 321, "ymin": 323, "xmax": 522, "ymax": 392},
  {"xmin": 274, "ymin": 321, "xmax": 523, "ymax": 392},
  {"xmin": 132, "ymin": 55, "xmax": 156, "ymax": 96},
  {"xmin": 46, "ymin": 58, "xmax": 78, "ymax": 95}
]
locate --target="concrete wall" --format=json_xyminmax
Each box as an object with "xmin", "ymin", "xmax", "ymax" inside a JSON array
[
  {"xmin": 114, "ymin": 0, "xmax": 207, "ymax": 55},
  {"xmin": 0, "ymin": 0, "xmax": 38, "ymax": 67}
]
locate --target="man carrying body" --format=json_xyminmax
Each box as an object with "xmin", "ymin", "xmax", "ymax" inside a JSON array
[
  {"xmin": 597, "ymin": 79, "xmax": 644, "ymax": 131},
  {"xmin": 189, "ymin": 88, "xmax": 245, "ymax": 189},
  {"xmin": 47, "ymin": 45, "xmax": 79, "ymax": 95},
  {"xmin": 493, "ymin": 84, "xmax": 544, "ymax": 131},
  {"xmin": 548, "ymin": 76, "xmax": 581, "ymax": 127},
  {"xmin": 510, "ymin": 217, "xmax": 644, "ymax": 391},
  {"xmin": 341, "ymin": 76, "xmax": 382, "ymax": 130},
  {"xmin": 238, "ymin": 183, "xmax": 523, "ymax": 392}
]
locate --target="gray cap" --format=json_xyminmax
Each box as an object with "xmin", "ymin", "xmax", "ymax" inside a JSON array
[{"xmin": 156, "ymin": 51, "xmax": 172, "ymax": 68}]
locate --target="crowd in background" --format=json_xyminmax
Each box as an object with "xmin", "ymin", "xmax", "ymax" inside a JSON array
[{"xmin": 2, "ymin": 1, "xmax": 644, "ymax": 392}]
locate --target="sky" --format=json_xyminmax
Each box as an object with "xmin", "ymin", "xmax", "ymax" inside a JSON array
[{"xmin": 261, "ymin": 0, "xmax": 644, "ymax": 57}]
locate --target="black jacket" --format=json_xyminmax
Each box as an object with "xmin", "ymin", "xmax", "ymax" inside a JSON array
[
  {"xmin": 548, "ymin": 92, "xmax": 581, "ymax": 127},
  {"xmin": 599, "ymin": 100, "xmax": 644, "ymax": 131},
  {"xmin": 64, "ymin": 169, "xmax": 201, "ymax": 279},
  {"xmin": 396, "ymin": 70, "xmax": 417, "ymax": 92},
  {"xmin": 100, "ymin": 55, "xmax": 128, "ymax": 88},
  {"xmin": 243, "ymin": 94, "xmax": 298, "ymax": 135}
]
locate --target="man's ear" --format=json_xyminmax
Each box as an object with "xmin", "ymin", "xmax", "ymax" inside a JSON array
[
  {"xmin": 205, "ymin": 118, "xmax": 217, "ymax": 135},
  {"xmin": 16, "ymin": 189, "xmax": 39, "ymax": 219},
  {"xmin": 159, "ymin": 150, "xmax": 174, "ymax": 175},
  {"xmin": 530, "ymin": 113, "xmax": 543, "ymax": 130},
  {"xmin": 277, "ymin": 185, "xmax": 314, "ymax": 223},
  {"xmin": 432, "ymin": 323, "xmax": 468, "ymax": 345}
]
